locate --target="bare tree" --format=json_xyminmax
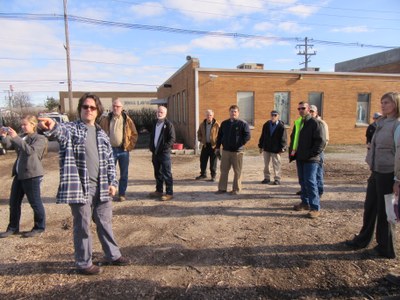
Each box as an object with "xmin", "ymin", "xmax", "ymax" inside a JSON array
[{"xmin": 12, "ymin": 92, "xmax": 33, "ymax": 112}]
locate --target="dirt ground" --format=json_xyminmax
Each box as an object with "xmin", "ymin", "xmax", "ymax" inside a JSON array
[{"xmin": 0, "ymin": 144, "xmax": 399, "ymax": 299}]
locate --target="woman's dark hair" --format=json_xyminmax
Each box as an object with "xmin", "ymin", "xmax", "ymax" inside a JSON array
[{"xmin": 77, "ymin": 92, "xmax": 104, "ymax": 121}]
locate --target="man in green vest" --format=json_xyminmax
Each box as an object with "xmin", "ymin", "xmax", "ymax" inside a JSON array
[{"xmin": 288, "ymin": 102, "xmax": 326, "ymax": 219}]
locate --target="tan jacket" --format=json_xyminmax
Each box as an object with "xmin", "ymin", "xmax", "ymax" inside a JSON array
[
  {"xmin": 99, "ymin": 112, "xmax": 138, "ymax": 151},
  {"xmin": 316, "ymin": 116, "xmax": 329, "ymax": 149},
  {"xmin": 197, "ymin": 118, "xmax": 220, "ymax": 148}
]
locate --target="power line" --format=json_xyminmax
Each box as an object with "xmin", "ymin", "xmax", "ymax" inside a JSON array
[{"xmin": 1, "ymin": 13, "xmax": 395, "ymax": 49}]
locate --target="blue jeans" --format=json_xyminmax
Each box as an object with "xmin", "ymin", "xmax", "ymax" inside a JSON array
[
  {"xmin": 296, "ymin": 161, "xmax": 320, "ymax": 211},
  {"xmin": 152, "ymin": 152, "xmax": 173, "ymax": 195},
  {"xmin": 317, "ymin": 151, "xmax": 325, "ymax": 196},
  {"xmin": 112, "ymin": 147, "xmax": 129, "ymax": 196},
  {"xmin": 8, "ymin": 176, "xmax": 45, "ymax": 232}
]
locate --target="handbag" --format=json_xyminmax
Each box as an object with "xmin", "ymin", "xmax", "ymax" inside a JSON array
[{"xmin": 385, "ymin": 193, "xmax": 399, "ymax": 224}]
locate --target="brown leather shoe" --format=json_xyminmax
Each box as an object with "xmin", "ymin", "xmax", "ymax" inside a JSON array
[
  {"xmin": 117, "ymin": 195, "xmax": 126, "ymax": 202},
  {"xmin": 161, "ymin": 194, "xmax": 173, "ymax": 201},
  {"xmin": 110, "ymin": 256, "xmax": 130, "ymax": 266},
  {"xmin": 0, "ymin": 230, "xmax": 19, "ymax": 238},
  {"xmin": 148, "ymin": 191, "xmax": 163, "ymax": 198},
  {"xmin": 293, "ymin": 202, "xmax": 310, "ymax": 211},
  {"xmin": 78, "ymin": 265, "xmax": 103, "ymax": 275},
  {"xmin": 307, "ymin": 210, "xmax": 320, "ymax": 219}
]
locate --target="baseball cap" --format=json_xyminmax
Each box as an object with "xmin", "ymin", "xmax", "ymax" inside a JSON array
[
  {"xmin": 271, "ymin": 110, "xmax": 279, "ymax": 115},
  {"xmin": 373, "ymin": 112, "xmax": 382, "ymax": 119},
  {"xmin": 309, "ymin": 105, "xmax": 318, "ymax": 112}
]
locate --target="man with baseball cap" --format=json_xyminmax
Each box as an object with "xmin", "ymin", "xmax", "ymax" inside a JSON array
[
  {"xmin": 309, "ymin": 105, "xmax": 329, "ymax": 197},
  {"xmin": 258, "ymin": 110, "xmax": 287, "ymax": 185}
]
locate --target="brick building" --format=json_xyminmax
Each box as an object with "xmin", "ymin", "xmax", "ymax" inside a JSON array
[
  {"xmin": 156, "ymin": 57, "xmax": 400, "ymax": 149},
  {"xmin": 335, "ymin": 47, "xmax": 400, "ymax": 74}
]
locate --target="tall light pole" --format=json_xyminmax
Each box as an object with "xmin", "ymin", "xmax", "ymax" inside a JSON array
[{"xmin": 63, "ymin": 0, "xmax": 73, "ymax": 113}]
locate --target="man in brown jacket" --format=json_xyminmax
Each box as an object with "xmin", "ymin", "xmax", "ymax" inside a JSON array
[
  {"xmin": 99, "ymin": 98, "xmax": 138, "ymax": 201},
  {"xmin": 196, "ymin": 109, "xmax": 220, "ymax": 181}
]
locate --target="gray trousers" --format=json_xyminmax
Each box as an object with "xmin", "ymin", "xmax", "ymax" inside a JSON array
[{"xmin": 70, "ymin": 185, "xmax": 121, "ymax": 269}]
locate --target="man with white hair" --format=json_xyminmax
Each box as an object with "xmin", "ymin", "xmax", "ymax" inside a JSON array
[
  {"xmin": 148, "ymin": 106, "xmax": 176, "ymax": 201},
  {"xmin": 196, "ymin": 109, "xmax": 220, "ymax": 181}
]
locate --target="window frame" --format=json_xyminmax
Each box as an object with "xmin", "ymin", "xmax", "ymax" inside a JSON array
[
  {"xmin": 356, "ymin": 93, "xmax": 371, "ymax": 125},
  {"xmin": 237, "ymin": 91, "xmax": 254, "ymax": 126},
  {"xmin": 274, "ymin": 91, "xmax": 290, "ymax": 126}
]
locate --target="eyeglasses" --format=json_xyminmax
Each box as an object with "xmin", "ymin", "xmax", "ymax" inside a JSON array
[
  {"xmin": 82, "ymin": 105, "xmax": 97, "ymax": 111},
  {"xmin": 297, "ymin": 107, "xmax": 306, "ymax": 111},
  {"xmin": 113, "ymin": 105, "xmax": 122, "ymax": 108},
  {"xmin": 310, "ymin": 110, "xmax": 315, "ymax": 113}
]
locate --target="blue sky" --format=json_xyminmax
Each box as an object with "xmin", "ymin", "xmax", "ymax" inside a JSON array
[{"xmin": 0, "ymin": 0, "xmax": 399, "ymax": 106}]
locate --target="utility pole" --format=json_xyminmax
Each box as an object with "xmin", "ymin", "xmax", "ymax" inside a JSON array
[
  {"xmin": 296, "ymin": 37, "xmax": 316, "ymax": 69},
  {"xmin": 63, "ymin": 0, "xmax": 73, "ymax": 113}
]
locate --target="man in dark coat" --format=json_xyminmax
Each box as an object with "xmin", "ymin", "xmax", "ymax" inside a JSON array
[
  {"xmin": 148, "ymin": 106, "xmax": 176, "ymax": 201},
  {"xmin": 258, "ymin": 110, "xmax": 287, "ymax": 185}
]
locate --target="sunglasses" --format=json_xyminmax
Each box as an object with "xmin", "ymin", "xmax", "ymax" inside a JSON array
[
  {"xmin": 297, "ymin": 107, "xmax": 306, "ymax": 111},
  {"xmin": 271, "ymin": 114, "xmax": 278, "ymax": 116},
  {"xmin": 82, "ymin": 105, "xmax": 97, "ymax": 111}
]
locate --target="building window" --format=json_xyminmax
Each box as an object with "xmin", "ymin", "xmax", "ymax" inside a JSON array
[
  {"xmin": 308, "ymin": 92, "xmax": 323, "ymax": 117},
  {"xmin": 177, "ymin": 93, "xmax": 181, "ymax": 123},
  {"xmin": 182, "ymin": 90, "xmax": 187, "ymax": 124},
  {"xmin": 274, "ymin": 92, "xmax": 290, "ymax": 125},
  {"xmin": 237, "ymin": 91, "xmax": 254, "ymax": 126},
  {"xmin": 357, "ymin": 93, "xmax": 370, "ymax": 124}
]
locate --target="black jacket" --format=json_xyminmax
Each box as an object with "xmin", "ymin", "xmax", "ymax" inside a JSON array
[
  {"xmin": 149, "ymin": 118, "xmax": 176, "ymax": 155},
  {"xmin": 366, "ymin": 122, "xmax": 377, "ymax": 144},
  {"xmin": 258, "ymin": 120, "xmax": 287, "ymax": 153},
  {"xmin": 216, "ymin": 118, "xmax": 251, "ymax": 152},
  {"xmin": 289, "ymin": 115, "xmax": 326, "ymax": 162}
]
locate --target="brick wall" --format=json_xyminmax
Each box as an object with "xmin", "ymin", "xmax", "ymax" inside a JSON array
[{"xmin": 158, "ymin": 63, "xmax": 400, "ymax": 149}]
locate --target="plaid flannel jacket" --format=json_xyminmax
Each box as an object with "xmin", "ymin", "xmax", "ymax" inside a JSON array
[{"xmin": 47, "ymin": 120, "xmax": 118, "ymax": 204}]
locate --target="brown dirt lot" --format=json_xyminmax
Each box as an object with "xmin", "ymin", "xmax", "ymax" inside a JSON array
[{"xmin": 0, "ymin": 144, "xmax": 399, "ymax": 299}]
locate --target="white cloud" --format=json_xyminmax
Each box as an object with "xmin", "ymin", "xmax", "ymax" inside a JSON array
[
  {"xmin": 254, "ymin": 22, "xmax": 274, "ymax": 32},
  {"xmin": 153, "ymin": 34, "xmax": 237, "ymax": 55},
  {"xmin": 254, "ymin": 20, "xmax": 309, "ymax": 34},
  {"xmin": 156, "ymin": 44, "xmax": 191, "ymax": 54},
  {"xmin": 75, "ymin": 45, "xmax": 140, "ymax": 65},
  {"xmin": 0, "ymin": 20, "xmax": 64, "ymax": 58},
  {"xmin": 285, "ymin": 4, "xmax": 319, "ymax": 18},
  {"xmin": 331, "ymin": 26, "xmax": 371, "ymax": 33},
  {"xmin": 191, "ymin": 35, "xmax": 237, "ymax": 50},
  {"xmin": 130, "ymin": 2, "xmax": 165, "ymax": 17},
  {"xmin": 164, "ymin": 0, "xmax": 265, "ymax": 21},
  {"xmin": 278, "ymin": 22, "xmax": 310, "ymax": 33}
]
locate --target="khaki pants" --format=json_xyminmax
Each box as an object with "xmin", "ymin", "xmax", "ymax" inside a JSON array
[
  {"xmin": 218, "ymin": 150, "xmax": 244, "ymax": 192},
  {"xmin": 263, "ymin": 151, "xmax": 281, "ymax": 181}
]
